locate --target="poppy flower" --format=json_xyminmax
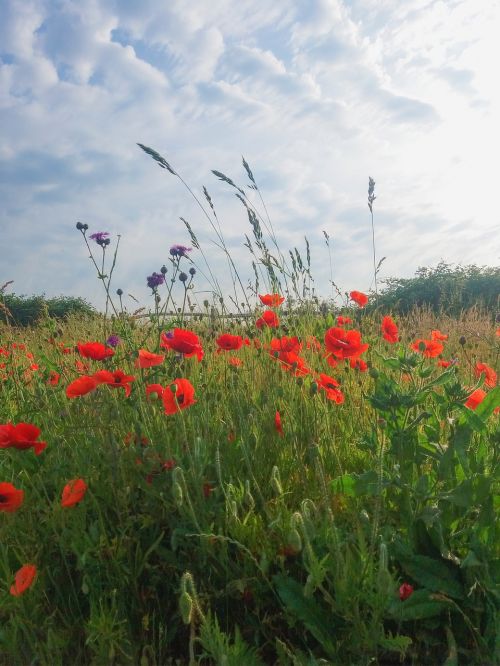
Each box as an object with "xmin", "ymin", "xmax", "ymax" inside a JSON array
[
  {"xmin": 0, "ymin": 482, "xmax": 24, "ymax": 513},
  {"xmin": 381, "ymin": 316, "xmax": 399, "ymax": 344},
  {"xmin": 10, "ymin": 564, "xmax": 37, "ymax": 596},
  {"xmin": 77, "ymin": 341, "xmax": 115, "ymax": 361},
  {"xmin": 75, "ymin": 359, "xmax": 90, "ymax": 374},
  {"xmin": 410, "ymin": 339, "xmax": 444, "ymax": 358},
  {"xmin": 66, "ymin": 375, "xmax": 99, "ymax": 398},
  {"xmin": 61, "ymin": 478, "xmax": 87, "ymax": 507},
  {"xmin": 465, "ymin": 388, "xmax": 487, "ymax": 410},
  {"xmin": 275, "ymin": 410, "xmax": 284, "ymax": 436},
  {"xmin": 162, "ymin": 378, "xmax": 196, "ymax": 415},
  {"xmin": 336, "ymin": 316, "xmax": 352, "ymax": 326},
  {"xmin": 0, "ymin": 422, "xmax": 47, "ymax": 455},
  {"xmin": 270, "ymin": 336, "xmax": 302, "ymax": 354},
  {"xmin": 160, "ymin": 329, "xmax": 204, "ymax": 361},
  {"xmin": 146, "ymin": 383, "xmax": 164, "ymax": 400},
  {"xmin": 216, "ymin": 334, "xmax": 248, "ymax": 352},
  {"xmin": 324, "ymin": 327, "xmax": 369, "ymax": 360},
  {"xmin": 47, "ymin": 371, "xmax": 60, "ymax": 386},
  {"xmin": 306, "ymin": 335, "xmax": 321, "ymax": 351},
  {"xmin": 93, "ymin": 369, "xmax": 135, "ymax": 397},
  {"xmin": 475, "ymin": 362, "xmax": 497, "ymax": 388},
  {"xmin": 349, "ymin": 291, "xmax": 368, "ymax": 307},
  {"xmin": 135, "ymin": 349, "xmax": 165, "ymax": 369},
  {"xmin": 399, "ymin": 583, "xmax": 414, "ymax": 601},
  {"xmin": 228, "ymin": 357, "xmax": 243, "ymax": 367},
  {"xmin": 431, "ymin": 330, "xmax": 448, "ymax": 341},
  {"xmin": 274, "ymin": 351, "xmax": 310, "ymax": 376},
  {"xmin": 256, "ymin": 310, "xmax": 279, "ymax": 329},
  {"xmin": 317, "ymin": 373, "xmax": 344, "ymax": 404},
  {"xmin": 437, "ymin": 360, "xmax": 452, "ymax": 368},
  {"xmin": 350, "ymin": 358, "xmax": 368, "ymax": 372},
  {"xmin": 259, "ymin": 293, "xmax": 285, "ymax": 308}
]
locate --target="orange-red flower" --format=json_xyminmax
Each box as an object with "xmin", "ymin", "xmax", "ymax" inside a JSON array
[
  {"xmin": 410, "ymin": 339, "xmax": 444, "ymax": 358},
  {"xmin": 270, "ymin": 336, "xmax": 302, "ymax": 354},
  {"xmin": 381, "ymin": 316, "xmax": 398, "ymax": 344},
  {"xmin": 162, "ymin": 378, "xmax": 196, "ymax": 415},
  {"xmin": 273, "ymin": 351, "xmax": 310, "ymax": 376},
  {"xmin": 135, "ymin": 349, "xmax": 165, "ymax": 369},
  {"xmin": 259, "ymin": 293, "xmax": 285, "ymax": 308},
  {"xmin": 337, "ymin": 315, "xmax": 352, "ymax": 326},
  {"xmin": 77, "ymin": 341, "xmax": 115, "ymax": 361},
  {"xmin": 274, "ymin": 410, "xmax": 283, "ymax": 436},
  {"xmin": 216, "ymin": 334, "xmax": 248, "ymax": 352},
  {"xmin": 324, "ymin": 327, "xmax": 369, "ymax": 360},
  {"xmin": 465, "ymin": 388, "xmax": 486, "ymax": 410},
  {"xmin": 475, "ymin": 362, "xmax": 497, "ymax": 388},
  {"xmin": 431, "ymin": 330, "xmax": 448, "ymax": 341},
  {"xmin": 256, "ymin": 310, "xmax": 279, "ymax": 329},
  {"xmin": 0, "ymin": 482, "xmax": 24, "ymax": 513},
  {"xmin": 228, "ymin": 356, "xmax": 243, "ymax": 367},
  {"xmin": 437, "ymin": 360, "xmax": 452, "ymax": 368},
  {"xmin": 10, "ymin": 564, "xmax": 37, "ymax": 596},
  {"xmin": 146, "ymin": 383, "xmax": 164, "ymax": 400},
  {"xmin": 66, "ymin": 375, "xmax": 99, "ymax": 398},
  {"xmin": 350, "ymin": 358, "xmax": 368, "ymax": 372},
  {"xmin": 61, "ymin": 479, "xmax": 87, "ymax": 507},
  {"xmin": 93, "ymin": 369, "xmax": 135, "ymax": 397},
  {"xmin": 350, "ymin": 291, "xmax": 368, "ymax": 307},
  {"xmin": 317, "ymin": 373, "xmax": 344, "ymax": 404},
  {"xmin": 47, "ymin": 371, "xmax": 60, "ymax": 386},
  {"xmin": 0, "ymin": 423, "xmax": 47, "ymax": 455},
  {"xmin": 160, "ymin": 329, "xmax": 204, "ymax": 361}
]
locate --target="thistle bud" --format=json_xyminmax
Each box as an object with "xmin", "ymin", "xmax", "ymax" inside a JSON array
[{"xmin": 116, "ymin": 288, "xmax": 123, "ymax": 296}]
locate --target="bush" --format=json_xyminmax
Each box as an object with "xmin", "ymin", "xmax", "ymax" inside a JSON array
[{"xmin": 0, "ymin": 293, "xmax": 95, "ymax": 327}]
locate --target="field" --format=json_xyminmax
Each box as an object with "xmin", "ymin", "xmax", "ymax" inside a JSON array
[{"xmin": 1, "ymin": 293, "xmax": 499, "ymax": 665}]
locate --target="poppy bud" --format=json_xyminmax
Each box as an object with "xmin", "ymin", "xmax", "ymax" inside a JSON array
[
  {"xmin": 459, "ymin": 336, "xmax": 466, "ymax": 346},
  {"xmin": 179, "ymin": 591, "xmax": 193, "ymax": 624},
  {"xmin": 369, "ymin": 368, "xmax": 379, "ymax": 379},
  {"xmin": 172, "ymin": 482, "xmax": 183, "ymax": 506},
  {"xmin": 296, "ymin": 377, "xmax": 303, "ymax": 387},
  {"xmin": 270, "ymin": 466, "xmax": 283, "ymax": 496},
  {"xmin": 310, "ymin": 381, "xmax": 318, "ymax": 395},
  {"xmin": 286, "ymin": 528, "xmax": 302, "ymax": 553}
]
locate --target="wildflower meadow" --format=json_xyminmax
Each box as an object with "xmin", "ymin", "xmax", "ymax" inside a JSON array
[{"xmin": 0, "ymin": 147, "xmax": 499, "ymax": 665}]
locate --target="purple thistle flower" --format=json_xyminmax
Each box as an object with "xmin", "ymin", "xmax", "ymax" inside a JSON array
[
  {"xmin": 89, "ymin": 231, "xmax": 110, "ymax": 247},
  {"xmin": 147, "ymin": 272, "xmax": 165, "ymax": 290},
  {"xmin": 106, "ymin": 335, "xmax": 121, "ymax": 348},
  {"xmin": 169, "ymin": 244, "xmax": 192, "ymax": 258}
]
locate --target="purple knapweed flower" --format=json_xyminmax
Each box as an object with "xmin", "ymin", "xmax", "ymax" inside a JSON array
[
  {"xmin": 147, "ymin": 272, "xmax": 165, "ymax": 290},
  {"xmin": 169, "ymin": 244, "xmax": 192, "ymax": 258},
  {"xmin": 89, "ymin": 232, "xmax": 110, "ymax": 247},
  {"xmin": 106, "ymin": 335, "xmax": 121, "ymax": 348}
]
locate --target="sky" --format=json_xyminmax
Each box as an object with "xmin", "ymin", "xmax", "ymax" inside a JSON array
[{"xmin": 1, "ymin": 0, "xmax": 499, "ymax": 312}]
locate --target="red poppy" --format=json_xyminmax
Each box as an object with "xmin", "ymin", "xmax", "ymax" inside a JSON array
[
  {"xmin": 465, "ymin": 388, "xmax": 487, "ymax": 410},
  {"xmin": 47, "ymin": 371, "xmax": 60, "ymax": 386},
  {"xmin": 256, "ymin": 310, "xmax": 279, "ymax": 329},
  {"xmin": 203, "ymin": 482, "xmax": 214, "ymax": 498},
  {"xmin": 0, "ymin": 482, "xmax": 24, "ymax": 513},
  {"xmin": 431, "ymin": 330, "xmax": 448, "ymax": 341},
  {"xmin": 146, "ymin": 383, "xmax": 164, "ymax": 400},
  {"xmin": 66, "ymin": 375, "xmax": 99, "ymax": 398},
  {"xmin": 216, "ymin": 334, "xmax": 248, "ymax": 351},
  {"xmin": 10, "ymin": 564, "xmax": 37, "ymax": 596},
  {"xmin": 274, "ymin": 351, "xmax": 310, "ymax": 376},
  {"xmin": 399, "ymin": 583, "xmax": 414, "ymax": 601},
  {"xmin": 475, "ymin": 362, "xmax": 497, "ymax": 388},
  {"xmin": 61, "ymin": 478, "xmax": 87, "ymax": 507},
  {"xmin": 317, "ymin": 373, "xmax": 344, "ymax": 404},
  {"xmin": 135, "ymin": 349, "xmax": 165, "ymax": 369},
  {"xmin": 324, "ymin": 327, "xmax": 369, "ymax": 360},
  {"xmin": 337, "ymin": 315, "xmax": 352, "ymax": 326},
  {"xmin": 75, "ymin": 359, "xmax": 90, "ymax": 374},
  {"xmin": 496, "ymin": 328, "xmax": 500, "ymax": 337},
  {"xmin": 275, "ymin": 410, "xmax": 284, "ymax": 436},
  {"xmin": 0, "ymin": 422, "xmax": 47, "ymax": 455},
  {"xmin": 270, "ymin": 336, "xmax": 302, "ymax": 354},
  {"xmin": 92, "ymin": 369, "xmax": 135, "ymax": 397},
  {"xmin": 228, "ymin": 356, "xmax": 243, "ymax": 367},
  {"xmin": 259, "ymin": 293, "xmax": 285, "ymax": 308},
  {"xmin": 381, "ymin": 315, "xmax": 399, "ymax": 344},
  {"xmin": 306, "ymin": 335, "xmax": 321, "ymax": 351},
  {"xmin": 162, "ymin": 378, "xmax": 196, "ymax": 415},
  {"xmin": 350, "ymin": 358, "xmax": 368, "ymax": 372},
  {"xmin": 349, "ymin": 291, "xmax": 368, "ymax": 307},
  {"xmin": 160, "ymin": 329, "xmax": 204, "ymax": 361},
  {"xmin": 410, "ymin": 339, "xmax": 444, "ymax": 358},
  {"xmin": 437, "ymin": 360, "xmax": 452, "ymax": 368},
  {"xmin": 77, "ymin": 341, "xmax": 115, "ymax": 361}
]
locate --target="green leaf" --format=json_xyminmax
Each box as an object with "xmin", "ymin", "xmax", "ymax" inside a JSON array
[
  {"xmin": 392, "ymin": 543, "xmax": 464, "ymax": 599},
  {"xmin": 475, "ymin": 387, "xmax": 500, "ymax": 420}
]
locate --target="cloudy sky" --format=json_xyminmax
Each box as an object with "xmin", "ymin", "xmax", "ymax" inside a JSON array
[{"xmin": 1, "ymin": 0, "xmax": 498, "ymax": 312}]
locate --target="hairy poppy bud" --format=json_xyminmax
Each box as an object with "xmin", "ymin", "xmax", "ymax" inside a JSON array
[
  {"xmin": 459, "ymin": 336, "xmax": 466, "ymax": 346},
  {"xmin": 286, "ymin": 528, "xmax": 302, "ymax": 553},
  {"xmin": 310, "ymin": 381, "xmax": 318, "ymax": 395},
  {"xmin": 369, "ymin": 367, "xmax": 379, "ymax": 379},
  {"xmin": 179, "ymin": 591, "xmax": 193, "ymax": 624},
  {"xmin": 172, "ymin": 482, "xmax": 183, "ymax": 506}
]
